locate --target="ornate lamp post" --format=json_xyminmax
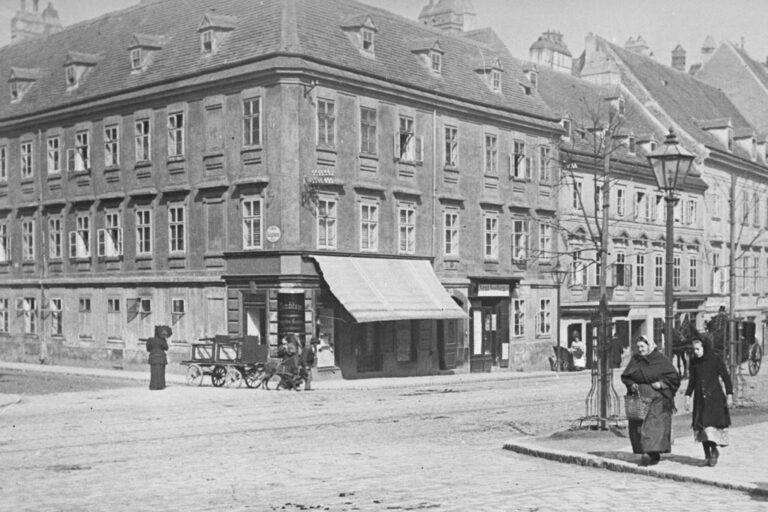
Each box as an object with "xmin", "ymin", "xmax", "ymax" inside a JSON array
[
  {"xmin": 551, "ymin": 262, "xmax": 569, "ymax": 372},
  {"xmin": 646, "ymin": 129, "xmax": 696, "ymax": 359}
]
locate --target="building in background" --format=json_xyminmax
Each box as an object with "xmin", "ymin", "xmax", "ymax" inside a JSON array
[
  {"xmin": 0, "ymin": 0, "xmax": 563, "ymax": 377},
  {"xmin": 10, "ymin": 0, "xmax": 62, "ymax": 44}
]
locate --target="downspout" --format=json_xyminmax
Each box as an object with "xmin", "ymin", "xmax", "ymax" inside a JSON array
[
  {"xmin": 432, "ymin": 109, "xmax": 437, "ymax": 257},
  {"xmin": 37, "ymin": 127, "xmax": 47, "ymax": 364}
]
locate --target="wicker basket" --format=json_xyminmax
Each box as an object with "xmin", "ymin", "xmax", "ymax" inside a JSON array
[{"xmin": 624, "ymin": 393, "xmax": 652, "ymax": 420}]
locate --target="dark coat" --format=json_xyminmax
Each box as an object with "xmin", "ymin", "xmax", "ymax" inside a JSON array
[
  {"xmin": 146, "ymin": 336, "xmax": 169, "ymax": 365},
  {"xmin": 300, "ymin": 346, "xmax": 315, "ymax": 368},
  {"xmin": 621, "ymin": 348, "xmax": 681, "ymax": 454},
  {"xmin": 685, "ymin": 339, "xmax": 732, "ymax": 430}
]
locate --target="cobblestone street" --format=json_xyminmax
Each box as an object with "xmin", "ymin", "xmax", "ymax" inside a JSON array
[{"xmin": 3, "ymin": 372, "xmax": 768, "ymax": 511}]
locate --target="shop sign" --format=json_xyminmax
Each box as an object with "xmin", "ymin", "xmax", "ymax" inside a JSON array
[
  {"xmin": 266, "ymin": 225, "xmax": 281, "ymax": 243},
  {"xmin": 277, "ymin": 291, "xmax": 305, "ymax": 337},
  {"xmin": 477, "ymin": 283, "xmax": 509, "ymax": 297}
]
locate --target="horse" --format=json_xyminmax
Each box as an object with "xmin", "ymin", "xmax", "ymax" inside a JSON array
[{"xmin": 671, "ymin": 316, "xmax": 699, "ymax": 379}]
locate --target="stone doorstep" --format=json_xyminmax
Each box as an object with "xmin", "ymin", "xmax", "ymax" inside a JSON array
[{"xmin": 503, "ymin": 437, "xmax": 768, "ymax": 497}]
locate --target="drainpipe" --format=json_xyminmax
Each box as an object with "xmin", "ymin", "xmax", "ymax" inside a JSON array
[
  {"xmin": 432, "ymin": 109, "xmax": 437, "ymax": 257},
  {"xmin": 37, "ymin": 127, "xmax": 47, "ymax": 364}
]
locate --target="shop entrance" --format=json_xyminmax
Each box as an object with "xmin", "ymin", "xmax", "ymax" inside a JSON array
[{"xmin": 470, "ymin": 298, "xmax": 509, "ymax": 372}]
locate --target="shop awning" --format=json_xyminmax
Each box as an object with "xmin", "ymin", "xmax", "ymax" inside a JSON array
[{"xmin": 313, "ymin": 255, "xmax": 467, "ymax": 323}]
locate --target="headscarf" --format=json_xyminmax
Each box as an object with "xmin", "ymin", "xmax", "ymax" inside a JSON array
[{"xmin": 690, "ymin": 336, "xmax": 714, "ymax": 362}]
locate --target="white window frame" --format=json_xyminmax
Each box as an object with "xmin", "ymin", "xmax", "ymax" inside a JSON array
[
  {"xmin": 168, "ymin": 112, "xmax": 185, "ymax": 158},
  {"xmin": 172, "ymin": 298, "xmax": 186, "ymax": 324},
  {"xmin": 0, "ymin": 298, "xmax": 7, "ymax": 333},
  {"xmin": 69, "ymin": 213, "xmax": 91, "ymax": 259},
  {"xmin": 47, "ymin": 136, "xmax": 61, "ymax": 173},
  {"xmin": 689, "ymin": 256, "xmax": 698, "ymax": 288},
  {"xmin": 512, "ymin": 219, "xmax": 529, "ymax": 261},
  {"xmin": 18, "ymin": 297, "xmax": 37, "ymax": 334},
  {"xmin": 65, "ymin": 65, "xmax": 77, "ymax": 87},
  {"xmin": 538, "ymin": 223, "xmax": 552, "ymax": 262},
  {"xmin": 443, "ymin": 208, "xmax": 460, "ymax": 257},
  {"xmin": 359, "ymin": 199, "xmax": 379, "ymax": 252},
  {"xmin": 615, "ymin": 187, "xmax": 626, "ymax": 217},
  {"xmin": 21, "ymin": 219, "xmax": 34, "ymax": 261},
  {"xmin": 444, "ymin": 126, "xmax": 458, "ymax": 168},
  {"xmin": 78, "ymin": 297, "xmax": 92, "ymax": 339},
  {"xmin": 104, "ymin": 125, "xmax": 119, "ymax": 167},
  {"xmin": 136, "ymin": 208, "xmax": 153, "ymax": 256},
  {"xmin": 571, "ymin": 180, "xmax": 582, "ymax": 210},
  {"xmin": 97, "ymin": 211, "xmax": 123, "ymax": 258},
  {"xmin": 317, "ymin": 99, "xmax": 336, "ymax": 147},
  {"xmin": 538, "ymin": 145, "xmax": 551, "ymax": 183},
  {"xmin": 673, "ymin": 254, "xmax": 681, "ymax": 289},
  {"xmin": 491, "ymin": 69, "xmax": 501, "ymax": 91},
  {"xmin": 317, "ymin": 196, "xmax": 338, "ymax": 250},
  {"xmin": 654, "ymin": 253, "xmax": 664, "ymax": 288},
  {"xmin": 512, "ymin": 299, "xmax": 525, "ymax": 337},
  {"xmin": 397, "ymin": 203, "xmax": 416, "ymax": 255},
  {"xmin": 50, "ymin": 297, "xmax": 63, "ymax": 337},
  {"xmin": 48, "ymin": 216, "xmax": 62, "ymax": 259},
  {"xmin": 242, "ymin": 196, "xmax": 263, "ymax": 249},
  {"xmin": 635, "ymin": 253, "xmax": 645, "ymax": 288},
  {"xmin": 484, "ymin": 133, "xmax": 498, "ymax": 175},
  {"xmin": 168, "ymin": 203, "xmax": 186, "ymax": 255},
  {"xmin": 135, "ymin": 119, "xmax": 151, "ymax": 162},
  {"xmin": 242, "ymin": 97, "xmax": 262, "ymax": 147},
  {"xmin": 130, "ymin": 48, "xmax": 142, "ymax": 70},
  {"xmin": 201, "ymin": 29, "xmax": 213, "ymax": 54},
  {"xmin": 395, "ymin": 115, "xmax": 423, "ymax": 163},
  {"xmin": 537, "ymin": 298, "xmax": 551, "ymax": 336},
  {"xmin": 512, "ymin": 140, "xmax": 530, "ymax": 180},
  {"xmin": 431, "ymin": 51, "xmax": 441, "ymax": 73},
  {"xmin": 360, "ymin": 106, "xmax": 377, "ymax": 155},
  {"xmin": 0, "ymin": 221, "xmax": 10, "ymax": 262},
  {"xmin": 20, "ymin": 141, "xmax": 33, "ymax": 179},
  {"xmin": 484, "ymin": 211, "xmax": 499, "ymax": 261}
]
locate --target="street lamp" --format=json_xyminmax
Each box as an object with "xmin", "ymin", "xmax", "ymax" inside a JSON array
[
  {"xmin": 551, "ymin": 262, "xmax": 570, "ymax": 372},
  {"xmin": 646, "ymin": 128, "xmax": 696, "ymax": 360}
]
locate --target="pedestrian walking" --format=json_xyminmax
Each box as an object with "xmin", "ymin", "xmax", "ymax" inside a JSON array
[
  {"xmin": 147, "ymin": 325, "xmax": 171, "ymax": 390},
  {"xmin": 684, "ymin": 337, "xmax": 733, "ymax": 466},
  {"xmin": 621, "ymin": 335, "xmax": 681, "ymax": 466},
  {"xmin": 300, "ymin": 337, "xmax": 317, "ymax": 391}
]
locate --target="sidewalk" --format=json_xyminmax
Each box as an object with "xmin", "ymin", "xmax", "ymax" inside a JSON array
[
  {"xmin": 504, "ymin": 402, "xmax": 768, "ymax": 498},
  {"xmin": 0, "ymin": 359, "xmax": 589, "ymax": 392}
]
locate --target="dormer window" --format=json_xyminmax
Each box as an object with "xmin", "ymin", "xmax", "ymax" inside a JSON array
[
  {"xmin": 128, "ymin": 34, "xmax": 164, "ymax": 71},
  {"xmin": 63, "ymin": 52, "xmax": 100, "ymax": 90},
  {"xmin": 474, "ymin": 55, "xmax": 503, "ymax": 93},
  {"xmin": 9, "ymin": 82, "xmax": 20, "ymax": 101},
  {"xmin": 198, "ymin": 13, "xmax": 237, "ymax": 56},
  {"xmin": 618, "ymin": 97, "xmax": 625, "ymax": 115},
  {"xmin": 130, "ymin": 48, "xmax": 142, "ymax": 70},
  {"xmin": 628, "ymin": 136, "xmax": 636, "ymax": 155},
  {"xmin": 560, "ymin": 118, "xmax": 571, "ymax": 139},
  {"xmin": 65, "ymin": 65, "xmax": 77, "ymax": 86},
  {"xmin": 431, "ymin": 52, "xmax": 442, "ymax": 73},
  {"xmin": 727, "ymin": 127, "xmax": 734, "ymax": 152},
  {"xmin": 752, "ymin": 137, "xmax": 757, "ymax": 160},
  {"xmin": 650, "ymin": 140, "xmax": 657, "ymax": 151},
  {"xmin": 8, "ymin": 68, "xmax": 41, "ymax": 102},
  {"xmin": 341, "ymin": 15, "xmax": 378, "ymax": 58},
  {"xmin": 491, "ymin": 69, "xmax": 501, "ymax": 91},
  {"xmin": 528, "ymin": 70, "xmax": 538, "ymax": 90}
]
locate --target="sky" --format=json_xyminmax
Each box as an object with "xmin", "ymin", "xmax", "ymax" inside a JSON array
[{"xmin": 1, "ymin": 0, "xmax": 768, "ymax": 67}]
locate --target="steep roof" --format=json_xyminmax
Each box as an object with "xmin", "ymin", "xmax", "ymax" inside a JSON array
[{"xmin": 0, "ymin": 0, "xmax": 557, "ymax": 125}]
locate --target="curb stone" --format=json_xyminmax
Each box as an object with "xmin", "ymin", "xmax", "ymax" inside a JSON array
[{"xmin": 503, "ymin": 438, "xmax": 768, "ymax": 497}]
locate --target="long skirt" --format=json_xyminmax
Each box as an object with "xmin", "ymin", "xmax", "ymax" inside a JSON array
[
  {"xmin": 149, "ymin": 363, "xmax": 166, "ymax": 390},
  {"xmin": 628, "ymin": 395, "xmax": 673, "ymax": 454}
]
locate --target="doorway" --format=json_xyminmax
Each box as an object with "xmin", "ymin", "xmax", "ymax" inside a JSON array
[{"xmin": 470, "ymin": 299, "xmax": 509, "ymax": 372}]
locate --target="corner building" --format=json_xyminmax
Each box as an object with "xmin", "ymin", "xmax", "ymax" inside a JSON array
[{"xmin": 0, "ymin": 0, "xmax": 563, "ymax": 378}]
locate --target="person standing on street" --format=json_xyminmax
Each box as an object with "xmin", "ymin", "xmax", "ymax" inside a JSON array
[
  {"xmin": 300, "ymin": 337, "xmax": 317, "ymax": 391},
  {"xmin": 685, "ymin": 337, "xmax": 733, "ymax": 466},
  {"xmin": 621, "ymin": 335, "xmax": 681, "ymax": 466},
  {"xmin": 147, "ymin": 325, "xmax": 171, "ymax": 390}
]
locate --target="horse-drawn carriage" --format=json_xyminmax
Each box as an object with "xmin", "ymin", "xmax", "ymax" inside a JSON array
[{"xmin": 181, "ymin": 335, "xmax": 307, "ymax": 390}]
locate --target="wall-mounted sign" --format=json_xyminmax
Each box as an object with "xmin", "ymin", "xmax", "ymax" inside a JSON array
[
  {"xmin": 478, "ymin": 283, "xmax": 510, "ymax": 297},
  {"xmin": 266, "ymin": 225, "xmax": 281, "ymax": 243},
  {"xmin": 277, "ymin": 291, "xmax": 305, "ymax": 338}
]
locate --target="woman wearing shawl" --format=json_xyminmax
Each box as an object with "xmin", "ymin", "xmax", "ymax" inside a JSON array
[
  {"xmin": 621, "ymin": 335, "xmax": 681, "ymax": 465},
  {"xmin": 684, "ymin": 337, "xmax": 733, "ymax": 466}
]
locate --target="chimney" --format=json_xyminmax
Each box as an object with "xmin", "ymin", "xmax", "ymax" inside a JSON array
[
  {"xmin": 625, "ymin": 35, "xmax": 650, "ymax": 56},
  {"xmin": 701, "ymin": 35, "xmax": 716, "ymax": 63},
  {"xmin": 671, "ymin": 44, "xmax": 686, "ymax": 72}
]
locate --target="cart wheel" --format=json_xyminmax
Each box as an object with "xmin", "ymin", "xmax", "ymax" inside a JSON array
[
  {"xmin": 224, "ymin": 366, "xmax": 243, "ymax": 388},
  {"xmin": 211, "ymin": 365, "xmax": 227, "ymax": 387},
  {"xmin": 185, "ymin": 364, "xmax": 204, "ymax": 386},
  {"xmin": 749, "ymin": 344, "xmax": 762, "ymax": 376},
  {"xmin": 244, "ymin": 366, "xmax": 265, "ymax": 388}
]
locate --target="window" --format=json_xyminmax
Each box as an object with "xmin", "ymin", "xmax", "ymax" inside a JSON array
[
  {"xmin": 711, "ymin": 193, "xmax": 721, "ymax": 220},
  {"xmin": 168, "ymin": 204, "xmax": 186, "ymax": 254},
  {"xmin": 512, "ymin": 220, "xmax": 529, "ymax": 261},
  {"xmin": 0, "ymin": 146, "xmax": 6, "ymax": 180},
  {"xmin": 538, "ymin": 223, "xmax": 552, "ymax": 262},
  {"xmin": 0, "ymin": 299, "xmax": 8, "ymax": 333},
  {"xmin": 529, "ymin": 71, "xmax": 538, "ymax": 90},
  {"xmin": 538, "ymin": 145, "xmax": 551, "ymax": 183},
  {"xmin": 360, "ymin": 107, "xmax": 377, "ymax": 155},
  {"xmin": 135, "ymin": 119, "xmax": 150, "ymax": 162},
  {"xmin": 571, "ymin": 180, "xmax": 582, "ymax": 210},
  {"xmin": 444, "ymin": 126, "xmax": 458, "ymax": 167},
  {"xmin": 107, "ymin": 298, "xmax": 121, "ymax": 339},
  {"xmin": 673, "ymin": 255, "xmax": 681, "ymax": 288},
  {"xmin": 9, "ymin": 82, "xmax": 20, "ymax": 101},
  {"xmin": 396, "ymin": 115, "xmax": 423, "ymax": 163},
  {"xmin": 65, "ymin": 65, "xmax": 76, "ymax": 87},
  {"xmin": 168, "ymin": 112, "xmax": 184, "ymax": 157},
  {"xmin": 685, "ymin": 199, "xmax": 696, "ymax": 225},
  {"xmin": 490, "ymin": 69, "xmax": 501, "ymax": 91},
  {"xmin": 742, "ymin": 190, "xmax": 750, "ymax": 226},
  {"xmin": 18, "ymin": 297, "xmax": 37, "ymax": 334},
  {"xmin": 243, "ymin": 97, "xmax": 261, "ymax": 147},
  {"xmin": 431, "ymin": 51, "xmax": 442, "ymax": 73},
  {"xmin": 48, "ymin": 216, "xmax": 62, "ymax": 259},
  {"xmin": 71, "ymin": 130, "xmax": 90, "ymax": 171},
  {"xmin": 69, "ymin": 214, "xmax": 91, "ymax": 259},
  {"xmin": 754, "ymin": 192, "xmax": 760, "ymax": 227},
  {"xmin": 0, "ymin": 222, "xmax": 9, "ymax": 262},
  {"xmin": 201, "ymin": 29, "xmax": 213, "ymax": 54},
  {"xmin": 360, "ymin": 200, "xmax": 378, "ymax": 252},
  {"xmin": 361, "ymin": 28, "xmax": 374, "ymax": 53},
  {"xmin": 596, "ymin": 184, "xmax": 604, "ymax": 215},
  {"xmin": 537, "ymin": 298, "xmax": 551, "ymax": 335},
  {"xmin": 172, "ymin": 298, "xmax": 186, "ymax": 324},
  {"xmin": 562, "ymin": 119, "xmax": 571, "ymax": 139},
  {"xmin": 136, "ymin": 209, "xmax": 152, "ymax": 256},
  {"xmin": 615, "ymin": 187, "xmax": 626, "ymax": 217},
  {"xmin": 78, "ymin": 297, "xmax": 92, "ymax": 338},
  {"xmin": 484, "ymin": 212, "xmax": 499, "ymax": 260},
  {"xmin": 655, "ymin": 194, "xmax": 664, "ymax": 222},
  {"xmin": 317, "ymin": 99, "xmax": 335, "ymax": 147},
  {"xmin": 20, "ymin": 141, "xmax": 33, "ymax": 179},
  {"xmin": 50, "ymin": 298, "xmax": 63, "ymax": 337},
  {"xmin": 615, "ymin": 252, "xmax": 628, "ymax": 287},
  {"xmin": 655, "ymin": 254, "xmax": 663, "ymax": 288},
  {"xmin": 635, "ymin": 253, "xmax": 645, "ymax": 287},
  {"xmin": 712, "ymin": 252, "xmax": 722, "ymax": 294},
  {"xmin": 443, "ymin": 209, "xmax": 459, "ymax": 257},
  {"xmin": 512, "ymin": 299, "xmax": 525, "ymax": 337},
  {"xmin": 98, "ymin": 211, "xmax": 122, "ymax": 258},
  {"xmin": 317, "ymin": 197, "xmax": 337, "ymax": 250},
  {"xmin": 44, "ymin": 136, "xmax": 60, "ymax": 174},
  {"xmin": 484, "ymin": 134, "xmax": 498, "ymax": 175},
  {"xmin": 512, "ymin": 140, "xmax": 530, "ymax": 180},
  {"xmin": 727, "ymin": 127, "xmax": 734, "ymax": 152},
  {"xmin": 130, "ymin": 48, "xmax": 142, "ymax": 70},
  {"xmin": 104, "ymin": 125, "xmax": 119, "ymax": 167},
  {"xmin": 689, "ymin": 257, "xmax": 697, "ymax": 288},
  {"xmin": 570, "ymin": 249, "xmax": 586, "ymax": 287},
  {"xmin": 628, "ymin": 136, "xmax": 636, "ymax": 155},
  {"xmin": 21, "ymin": 219, "xmax": 34, "ymax": 261},
  {"xmin": 242, "ymin": 197, "xmax": 263, "ymax": 249},
  {"xmin": 398, "ymin": 203, "xmax": 416, "ymax": 254}
]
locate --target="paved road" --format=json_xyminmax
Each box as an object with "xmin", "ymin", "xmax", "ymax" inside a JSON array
[{"xmin": 3, "ymin": 373, "xmax": 767, "ymax": 511}]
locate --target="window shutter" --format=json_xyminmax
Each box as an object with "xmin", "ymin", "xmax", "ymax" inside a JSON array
[
  {"xmin": 116, "ymin": 228, "xmax": 123, "ymax": 256},
  {"xmin": 97, "ymin": 229, "xmax": 106, "ymax": 257},
  {"xmin": 508, "ymin": 154, "xmax": 514, "ymax": 178},
  {"xmin": 67, "ymin": 148, "xmax": 75, "ymax": 172},
  {"xmin": 69, "ymin": 231, "xmax": 77, "ymax": 258},
  {"xmin": 524, "ymin": 157, "xmax": 531, "ymax": 180},
  {"xmin": 415, "ymin": 136, "xmax": 423, "ymax": 163},
  {"xmin": 393, "ymin": 133, "xmax": 400, "ymax": 162},
  {"xmin": 126, "ymin": 299, "xmax": 139, "ymax": 323}
]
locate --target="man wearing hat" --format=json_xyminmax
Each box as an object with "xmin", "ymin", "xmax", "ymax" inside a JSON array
[{"xmin": 300, "ymin": 336, "xmax": 318, "ymax": 390}]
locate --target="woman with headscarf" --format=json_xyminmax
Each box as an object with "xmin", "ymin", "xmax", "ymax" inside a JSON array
[
  {"xmin": 621, "ymin": 335, "xmax": 681, "ymax": 465},
  {"xmin": 684, "ymin": 336, "xmax": 733, "ymax": 466},
  {"xmin": 147, "ymin": 325, "xmax": 171, "ymax": 390}
]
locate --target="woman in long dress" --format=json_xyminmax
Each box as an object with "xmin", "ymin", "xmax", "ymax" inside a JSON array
[
  {"xmin": 621, "ymin": 336, "xmax": 681, "ymax": 465},
  {"xmin": 684, "ymin": 337, "xmax": 733, "ymax": 466}
]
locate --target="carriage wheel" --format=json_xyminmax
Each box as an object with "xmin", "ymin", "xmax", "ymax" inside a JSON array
[
  {"xmin": 224, "ymin": 366, "xmax": 243, "ymax": 388},
  {"xmin": 211, "ymin": 365, "xmax": 227, "ymax": 387},
  {"xmin": 749, "ymin": 344, "xmax": 762, "ymax": 376},
  {"xmin": 185, "ymin": 364, "xmax": 204, "ymax": 387},
  {"xmin": 244, "ymin": 366, "xmax": 265, "ymax": 388}
]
